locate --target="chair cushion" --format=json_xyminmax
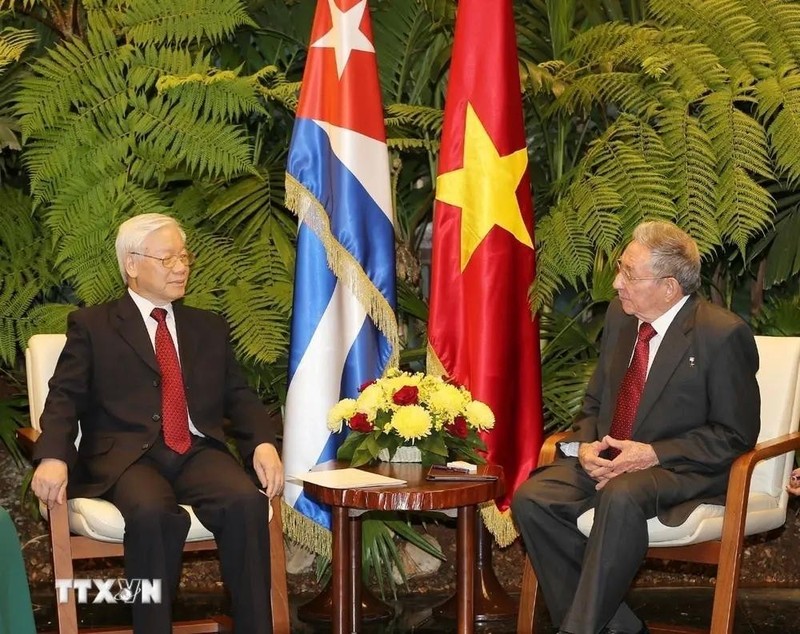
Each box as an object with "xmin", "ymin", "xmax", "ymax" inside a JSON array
[
  {"xmin": 66, "ymin": 498, "xmax": 214, "ymax": 542},
  {"xmin": 576, "ymin": 492, "xmax": 783, "ymax": 547}
]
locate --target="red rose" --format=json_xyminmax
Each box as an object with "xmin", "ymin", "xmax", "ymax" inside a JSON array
[
  {"xmin": 445, "ymin": 416, "xmax": 468, "ymax": 439},
  {"xmin": 392, "ymin": 385, "xmax": 419, "ymax": 405},
  {"xmin": 359, "ymin": 379, "xmax": 376, "ymax": 392},
  {"xmin": 349, "ymin": 412, "xmax": 374, "ymax": 433}
]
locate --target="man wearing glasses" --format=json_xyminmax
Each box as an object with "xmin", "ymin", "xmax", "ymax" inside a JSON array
[
  {"xmin": 512, "ymin": 221, "xmax": 760, "ymax": 634},
  {"xmin": 31, "ymin": 213, "xmax": 283, "ymax": 634}
]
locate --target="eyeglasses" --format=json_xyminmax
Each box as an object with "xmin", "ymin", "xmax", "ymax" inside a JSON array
[
  {"xmin": 130, "ymin": 251, "xmax": 196, "ymax": 269},
  {"xmin": 615, "ymin": 260, "xmax": 671, "ymax": 283}
]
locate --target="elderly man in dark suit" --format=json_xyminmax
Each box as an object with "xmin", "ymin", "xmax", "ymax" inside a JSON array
[
  {"xmin": 512, "ymin": 221, "xmax": 760, "ymax": 634},
  {"xmin": 31, "ymin": 213, "xmax": 284, "ymax": 634}
]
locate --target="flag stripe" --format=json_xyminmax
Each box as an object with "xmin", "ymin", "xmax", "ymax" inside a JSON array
[{"xmin": 283, "ymin": 0, "xmax": 396, "ymax": 547}]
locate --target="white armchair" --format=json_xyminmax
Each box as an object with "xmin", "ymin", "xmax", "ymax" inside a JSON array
[
  {"xmin": 20, "ymin": 334, "xmax": 290, "ymax": 634},
  {"xmin": 517, "ymin": 335, "xmax": 800, "ymax": 634}
]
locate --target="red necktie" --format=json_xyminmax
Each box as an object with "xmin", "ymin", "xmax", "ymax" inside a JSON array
[
  {"xmin": 607, "ymin": 322, "xmax": 657, "ymax": 456},
  {"xmin": 150, "ymin": 308, "xmax": 191, "ymax": 454}
]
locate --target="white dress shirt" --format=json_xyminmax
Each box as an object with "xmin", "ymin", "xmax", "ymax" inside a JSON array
[{"xmin": 561, "ymin": 294, "xmax": 690, "ymax": 456}]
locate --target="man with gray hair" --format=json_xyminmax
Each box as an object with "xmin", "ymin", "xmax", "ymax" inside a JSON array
[
  {"xmin": 31, "ymin": 213, "xmax": 283, "ymax": 634},
  {"xmin": 512, "ymin": 221, "xmax": 760, "ymax": 634}
]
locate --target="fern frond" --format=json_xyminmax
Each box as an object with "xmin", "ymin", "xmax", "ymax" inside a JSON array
[
  {"xmin": 567, "ymin": 175, "xmax": 623, "ymax": 253},
  {"xmin": 385, "ymin": 103, "xmax": 444, "ymax": 135},
  {"xmin": 16, "ymin": 304, "xmax": 78, "ymax": 345},
  {"xmin": 657, "ymin": 109, "xmax": 721, "ymax": 252},
  {"xmin": 582, "ymin": 122, "xmax": 677, "ymax": 226},
  {"xmin": 17, "ymin": 28, "xmax": 132, "ymax": 138},
  {"xmin": 650, "ymin": 40, "xmax": 729, "ymax": 100},
  {"xmin": 702, "ymin": 88, "xmax": 773, "ymax": 180},
  {"xmin": 157, "ymin": 69, "xmax": 266, "ymax": 122},
  {"xmin": 123, "ymin": 0, "xmax": 256, "ymax": 46},
  {"xmin": 569, "ymin": 22, "xmax": 662, "ymax": 63},
  {"xmin": 53, "ymin": 222, "xmax": 122, "ymax": 305},
  {"xmin": 0, "ymin": 280, "xmax": 39, "ymax": 365},
  {"xmin": 24, "ymin": 122, "xmax": 132, "ymax": 204},
  {"xmin": 128, "ymin": 46, "xmax": 209, "ymax": 91},
  {"xmin": 534, "ymin": 201, "xmax": 595, "ymax": 297},
  {"xmin": 648, "ymin": 0, "xmax": 772, "ymax": 83},
  {"xmin": 386, "ymin": 137, "xmax": 438, "ymax": 153},
  {"xmin": 204, "ymin": 164, "xmax": 294, "ymax": 247},
  {"xmin": 553, "ymin": 72, "xmax": 660, "ymax": 118},
  {"xmin": 737, "ymin": 0, "xmax": 800, "ymax": 68},
  {"xmin": 130, "ymin": 96, "xmax": 254, "ymax": 180},
  {"xmin": 255, "ymin": 66, "xmax": 299, "ymax": 111},
  {"xmin": 0, "ymin": 26, "xmax": 37, "ymax": 72},
  {"xmin": 717, "ymin": 165, "xmax": 775, "ymax": 252},
  {"xmin": 372, "ymin": 0, "xmax": 452, "ymax": 104},
  {"xmin": 755, "ymin": 70, "xmax": 800, "ymax": 185}
]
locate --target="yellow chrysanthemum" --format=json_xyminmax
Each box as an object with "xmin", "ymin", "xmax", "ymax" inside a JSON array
[
  {"xmin": 390, "ymin": 405, "xmax": 433, "ymax": 441},
  {"xmin": 427, "ymin": 383, "xmax": 467, "ymax": 418},
  {"xmin": 327, "ymin": 398, "xmax": 357, "ymax": 432},
  {"xmin": 464, "ymin": 400, "xmax": 495, "ymax": 430},
  {"xmin": 356, "ymin": 383, "xmax": 384, "ymax": 421}
]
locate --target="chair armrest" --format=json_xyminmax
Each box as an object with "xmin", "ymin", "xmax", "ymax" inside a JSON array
[
  {"xmin": 539, "ymin": 431, "xmax": 570, "ymax": 466},
  {"xmin": 713, "ymin": 430, "xmax": 800, "ymax": 580},
  {"xmin": 724, "ymin": 430, "xmax": 800, "ymax": 506},
  {"xmin": 15, "ymin": 428, "xmax": 40, "ymax": 460}
]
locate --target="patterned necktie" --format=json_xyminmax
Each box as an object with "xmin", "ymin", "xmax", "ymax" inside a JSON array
[
  {"xmin": 607, "ymin": 322, "xmax": 657, "ymax": 457},
  {"xmin": 150, "ymin": 308, "xmax": 191, "ymax": 454}
]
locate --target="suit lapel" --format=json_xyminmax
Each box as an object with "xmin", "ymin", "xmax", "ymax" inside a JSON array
[
  {"xmin": 112, "ymin": 293, "xmax": 159, "ymax": 374},
  {"xmin": 634, "ymin": 295, "xmax": 698, "ymax": 429},
  {"xmin": 172, "ymin": 302, "xmax": 196, "ymax": 383}
]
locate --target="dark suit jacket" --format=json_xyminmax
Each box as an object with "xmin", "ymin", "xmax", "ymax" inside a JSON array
[
  {"xmin": 564, "ymin": 295, "xmax": 760, "ymax": 525},
  {"xmin": 33, "ymin": 293, "xmax": 278, "ymax": 499}
]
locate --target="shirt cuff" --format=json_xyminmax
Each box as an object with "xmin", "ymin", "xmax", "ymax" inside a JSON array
[{"xmin": 559, "ymin": 441, "xmax": 580, "ymax": 458}]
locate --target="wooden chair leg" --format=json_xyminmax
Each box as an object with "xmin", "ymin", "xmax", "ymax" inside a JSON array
[
  {"xmin": 48, "ymin": 503, "xmax": 80, "ymax": 634},
  {"xmin": 269, "ymin": 498, "xmax": 290, "ymax": 634},
  {"xmin": 517, "ymin": 555, "xmax": 539, "ymax": 633}
]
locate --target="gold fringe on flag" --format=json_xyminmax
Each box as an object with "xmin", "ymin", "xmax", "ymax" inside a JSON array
[
  {"xmin": 280, "ymin": 499, "xmax": 331, "ymax": 559},
  {"xmin": 283, "ymin": 173, "xmax": 400, "ymax": 555},
  {"xmin": 285, "ymin": 173, "xmax": 400, "ymax": 368}
]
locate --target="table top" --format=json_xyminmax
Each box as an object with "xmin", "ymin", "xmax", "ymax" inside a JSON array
[{"xmin": 302, "ymin": 460, "xmax": 504, "ymax": 512}]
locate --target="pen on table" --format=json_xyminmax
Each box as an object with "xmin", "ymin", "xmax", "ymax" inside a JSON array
[{"xmin": 434, "ymin": 463, "xmax": 474, "ymax": 473}]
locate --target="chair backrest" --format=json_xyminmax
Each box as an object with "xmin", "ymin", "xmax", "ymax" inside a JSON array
[
  {"xmin": 26, "ymin": 334, "xmax": 68, "ymax": 433},
  {"xmin": 751, "ymin": 336, "xmax": 800, "ymax": 499}
]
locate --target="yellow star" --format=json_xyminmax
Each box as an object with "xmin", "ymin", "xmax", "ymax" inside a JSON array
[{"xmin": 435, "ymin": 103, "xmax": 533, "ymax": 271}]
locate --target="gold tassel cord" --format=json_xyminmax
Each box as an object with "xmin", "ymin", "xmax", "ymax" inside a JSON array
[{"xmin": 479, "ymin": 502, "xmax": 519, "ymax": 548}]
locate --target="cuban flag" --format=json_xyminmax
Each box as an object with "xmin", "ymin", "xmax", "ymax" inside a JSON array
[{"xmin": 283, "ymin": 0, "xmax": 398, "ymax": 546}]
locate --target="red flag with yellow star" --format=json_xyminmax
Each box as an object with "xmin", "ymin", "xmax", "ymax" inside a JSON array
[{"xmin": 427, "ymin": 0, "xmax": 543, "ymax": 545}]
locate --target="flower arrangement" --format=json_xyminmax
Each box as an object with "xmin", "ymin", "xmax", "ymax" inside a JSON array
[{"xmin": 327, "ymin": 368, "xmax": 495, "ymax": 467}]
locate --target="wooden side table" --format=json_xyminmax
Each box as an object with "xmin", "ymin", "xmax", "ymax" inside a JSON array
[{"xmin": 302, "ymin": 460, "xmax": 504, "ymax": 634}]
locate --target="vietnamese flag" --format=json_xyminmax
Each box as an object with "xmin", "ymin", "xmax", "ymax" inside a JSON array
[{"xmin": 427, "ymin": 0, "xmax": 543, "ymax": 546}]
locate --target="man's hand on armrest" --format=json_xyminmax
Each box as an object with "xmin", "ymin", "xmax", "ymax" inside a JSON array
[
  {"xmin": 252, "ymin": 443, "xmax": 284, "ymax": 499},
  {"xmin": 32, "ymin": 459, "xmax": 68, "ymax": 509}
]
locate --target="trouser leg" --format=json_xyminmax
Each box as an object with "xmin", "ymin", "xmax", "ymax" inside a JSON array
[
  {"xmin": 512, "ymin": 460, "xmax": 598, "ymax": 628},
  {"xmin": 560, "ymin": 470, "xmax": 658, "ymax": 634},
  {"xmin": 104, "ymin": 458, "xmax": 190, "ymax": 634},
  {"xmin": 175, "ymin": 440, "xmax": 273, "ymax": 634}
]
